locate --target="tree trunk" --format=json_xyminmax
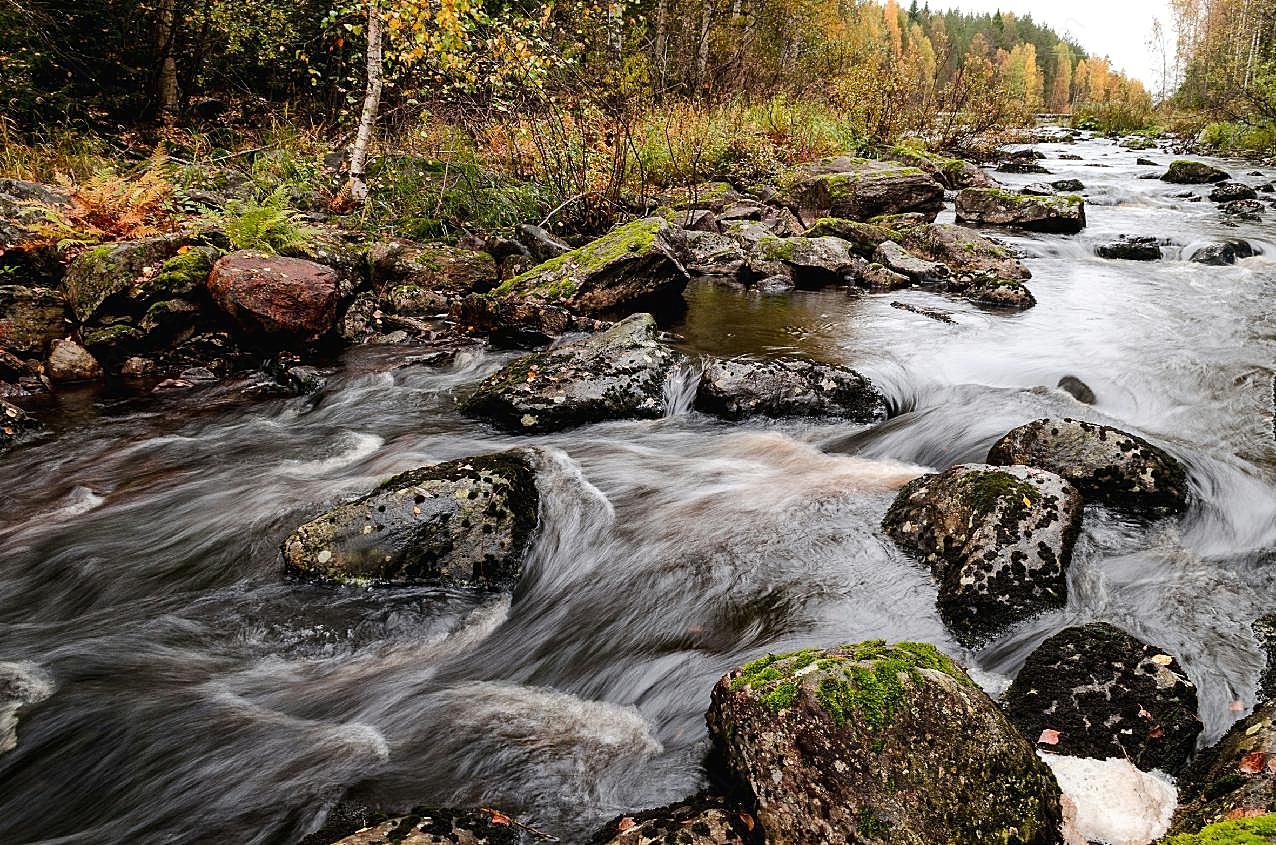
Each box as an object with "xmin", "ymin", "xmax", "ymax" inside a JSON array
[
  {"xmin": 695, "ymin": 0, "xmax": 712, "ymax": 95},
  {"xmin": 607, "ymin": 0, "xmax": 624, "ymax": 72},
  {"xmin": 653, "ymin": 0, "xmax": 668, "ymax": 92},
  {"xmin": 156, "ymin": 0, "xmax": 179, "ymax": 124},
  {"xmin": 345, "ymin": 0, "xmax": 384, "ymax": 206}
]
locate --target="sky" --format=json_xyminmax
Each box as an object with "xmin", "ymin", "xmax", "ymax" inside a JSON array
[{"xmin": 935, "ymin": 0, "xmax": 1177, "ymax": 92}]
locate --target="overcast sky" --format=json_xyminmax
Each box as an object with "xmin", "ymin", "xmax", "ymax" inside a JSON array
[{"xmin": 934, "ymin": 0, "xmax": 1176, "ymax": 92}]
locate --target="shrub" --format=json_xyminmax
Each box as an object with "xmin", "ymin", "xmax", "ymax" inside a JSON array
[{"xmin": 208, "ymin": 186, "xmax": 315, "ymax": 254}]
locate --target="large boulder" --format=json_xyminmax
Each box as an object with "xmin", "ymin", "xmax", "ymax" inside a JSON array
[
  {"xmin": 299, "ymin": 805, "xmax": 519, "ymax": 845},
  {"xmin": 745, "ymin": 236, "xmax": 859, "ymax": 287},
  {"xmin": 283, "ymin": 449, "xmax": 539, "ymax": 588},
  {"xmin": 589, "ymin": 793, "xmax": 756, "ymax": 845},
  {"xmin": 883, "ymin": 464, "xmax": 1083, "ymax": 641},
  {"xmin": 801, "ymin": 218, "xmax": 897, "ymax": 257},
  {"xmin": 1162, "ymin": 160, "xmax": 1231, "ymax": 184},
  {"xmin": 890, "ymin": 145, "xmax": 993, "ymax": 190},
  {"xmin": 1006, "ymin": 623, "xmax": 1202, "ymax": 773},
  {"xmin": 695, "ymin": 358, "xmax": 887, "ymax": 421},
  {"xmin": 1190, "ymin": 240, "xmax": 1256, "ymax": 266},
  {"xmin": 62, "ymin": 234, "xmax": 194, "ymax": 324},
  {"xmin": 781, "ymin": 158, "xmax": 945, "ymax": 227},
  {"xmin": 955, "ymin": 188, "xmax": 1086, "ymax": 234},
  {"xmin": 895, "ymin": 223, "xmax": 1031, "ymax": 279},
  {"xmin": 463, "ymin": 313, "xmax": 685, "ymax": 433},
  {"xmin": 0, "ymin": 285, "xmax": 68, "ymax": 354},
  {"xmin": 46, "ymin": 338, "xmax": 102, "ymax": 382},
  {"xmin": 369, "ymin": 239, "xmax": 498, "ymax": 313},
  {"xmin": 207, "ymin": 251, "xmax": 339, "ymax": 342},
  {"xmin": 0, "ymin": 179, "xmax": 70, "ymax": 276},
  {"xmin": 485, "ymin": 217, "xmax": 688, "ymax": 317},
  {"xmin": 673, "ymin": 230, "xmax": 748, "ymax": 278},
  {"xmin": 1172, "ymin": 699, "xmax": 1276, "ymax": 833},
  {"xmin": 1210, "ymin": 182, "xmax": 1259, "ymax": 203},
  {"xmin": 987, "ymin": 418, "xmax": 1189, "ymax": 515},
  {"xmin": 706, "ymin": 641, "xmax": 1063, "ymax": 845}
]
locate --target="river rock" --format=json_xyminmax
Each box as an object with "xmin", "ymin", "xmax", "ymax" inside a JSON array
[
  {"xmin": 801, "ymin": 218, "xmax": 897, "ymax": 257},
  {"xmin": 695, "ymin": 358, "xmax": 887, "ymax": 421},
  {"xmin": 1190, "ymin": 240, "xmax": 1256, "ymax": 265},
  {"xmin": 896, "ymin": 222, "xmax": 1031, "ymax": 279},
  {"xmin": 872, "ymin": 240, "xmax": 949, "ymax": 283},
  {"xmin": 1021, "ymin": 183, "xmax": 1055, "ymax": 196},
  {"xmin": 959, "ymin": 276, "xmax": 1037, "ymax": 310},
  {"xmin": 463, "ymin": 313, "xmax": 684, "ymax": 432},
  {"xmin": 1057, "ymin": 376, "xmax": 1096, "ymax": 405},
  {"xmin": 283, "ymin": 449, "xmax": 539, "ymax": 588},
  {"xmin": 745, "ymin": 236, "xmax": 859, "ymax": 287},
  {"xmin": 46, "ymin": 338, "xmax": 102, "ymax": 382},
  {"xmin": 998, "ymin": 161, "xmax": 1051, "ymax": 175},
  {"xmin": 1051, "ymin": 179, "xmax": 1085, "ymax": 192},
  {"xmin": 674, "ymin": 231, "xmax": 748, "ymax": 278},
  {"xmin": 454, "ymin": 295, "xmax": 579, "ymax": 349},
  {"xmin": 0, "ymin": 398, "xmax": 39, "ymax": 452},
  {"xmin": 369, "ymin": 240, "xmax": 498, "ymax": 312},
  {"xmin": 849, "ymin": 258, "xmax": 911, "ymax": 290},
  {"xmin": 1210, "ymin": 182, "xmax": 1259, "ymax": 203},
  {"xmin": 207, "ymin": 251, "xmax": 339, "ymax": 342},
  {"xmin": 1160, "ymin": 816, "xmax": 1276, "ymax": 844},
  {"xmin": 0, "ymin": 179, "xmax": 70, "ymax": 274},
  {"xmin": 955, "ymin": 188, "xmax": 1086, "ymax": 234},
  {"xmin": 1162, "ymin": 160, "xmax": 1231, "ymax": 184},
  {"xmin": 300, "ymin": 805, "xmax": 519, "ymax": 845},
  {"xmin": 0, "ymin": 285, "xmax": 68, "ymax": 354},
  {"xmin": 706, "ymin": 641, "xmax": 1063, "ymax": 844},
  {"xmin": 516, "ymin": 223, "xmax": 571, "ymax": 262},
  {"xmin": 589, "ymin": 793, "xmax": 756, "ymax": 845},
  {"xmin": 781, "ymin": 158, "xmax": 945, "ymax": 226},
  {"xmin": 1096, "ymin": 236, "xmax": 1163, "ymax": 261},
  {"xmin": 1171, "ymin": 697, "xmax": 1276, "ymax": 833},
  {"xmin": 1223, "ymin": 199, "xmax": 1265, "ymax": 219},
  {"xmin": 890, "ymin": 145, "xmax": 993, "ymax": 190},
  {"xmin": 63, "ymin": 234, "xmax": 195, "ymax": 324},
  {"xmin": 987, "ymin": 417, "xmax": 1188, "ymax": 515},
  {"xmin": 1007, "ymin": 623, "xmax": 1202, "ymax": 773},
  {"xmin": 883, "ymin": 464, "xmax": 1082, "ymax": 640}
]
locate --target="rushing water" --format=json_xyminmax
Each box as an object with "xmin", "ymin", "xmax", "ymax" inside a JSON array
[{"xmin": 2, "ymin": 137, "xmax": 1276, "ymax": 844}]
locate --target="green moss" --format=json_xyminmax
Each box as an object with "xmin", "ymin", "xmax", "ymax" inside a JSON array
[
  {"xmin": 960, "ymin": 469, "xmax": 1040, "ymax": 521},
  {"xmin": 857, "ymin": 806, "xmax": 893, "ymax": 838},
  {"xmin": 146, "ymin": 248, "xmax": 214, "ymax": 296},
  {"xmin": 489, "ymin": 217, "xmax": 663, "ymax": 301},
  {"xmin": 1162, "ymin": 815, "xmax": 1276, "ymax": 844},
  {"xmin": 82, "ymin": 323, "xmax": 142, "ymax": 347},
  {"xmin": 731, "ymin": 641, "xmax": 971, "ymax": 726}
]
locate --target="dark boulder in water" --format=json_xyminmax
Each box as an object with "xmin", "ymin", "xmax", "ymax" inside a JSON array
[
  {"xmin": 1171, "ymin": 696, "xmax": 1276, "ymax": 833},
  {"xmin": 883, "ymin": 463, "xmax": 1082, "ymax": 641},
  {"xmin": 987, "ymin": 417, "xmax": 1188, "ymax": 515},
  {"xmin": 706, "ymin": 641, "xmax": 1063, "ymax": 844},
  {"xmin": 695, "ymin": 357, "xmax": 887, "ymax": 421},
  {"xmin": 1006, "ymin": 622, "xmax": 1202, "ymax": 773},
  {"xmin": 1057, "ymin": 376, "xmax": 1096, "ymax": 404},
  {"xmin": 1189, "ymin": 240, "xmax": 1256, "ymax": 265},
  {"xmin": 1161, "ymin": 160, "xmax": 1231, "ymax": 184},
  {"xmin": 1096, "ymin": 236, "xmax": 1163, "ymax": 261},
  {"xmin": 282, "ymin": 449, "xmax": 540, "ymax": 589},
  {"xmin": 1210, "ymin": 181, "xmax": 1258, "ymax": 203}
]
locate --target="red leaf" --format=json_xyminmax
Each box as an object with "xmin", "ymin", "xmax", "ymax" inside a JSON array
[
  {"xmin": 1240, "ymin": 752, "xmax": 1267, "ymax": 774},
  {"xmin": 617, "ymin": 817, "xmax": 635, "ymax": 832},
  {"xmin": 1038, "ymin": 728, "xmax": 1061, "ymax": 745}
]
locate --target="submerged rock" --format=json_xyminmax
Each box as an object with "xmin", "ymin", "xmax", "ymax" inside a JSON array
[
  {"xmin": 463, "ymin": 313, "xmax": 684, "ymax": 432},
  {"xmin": 883, "ymin": 464, "xmax": 1082, "ymax": 640},
  {"xmin": 300, "ymin": 805, "xmax": 519, "ymax": 845},
  {"xmin": 1057, "ymin": 376, "xmax": 1096, "ymax": 405},
  {"xmin": 207, "ymin": 251, "xmax": 339, "ymax": 342},
  {"xmin": 1172, "ymin": 697, "xmax": 1276, "ymax": 833},
  {"xmin": 589, "ymin": 793, "xmax": 757, "ymax": 845},
  {"xmin": 1210, "ymin": 182, "xmax": 1259, "ymax": 203},
  {"xmin": 1190, "ymin": 240, "xmax": 1256, "ymax": 265},
  {"xmin": 987, "ymin": 418, "xmax": 1188, "ymax": 515},
  {"xmin": 1007, "ymin": 623, "xmax": 1202, "ymax": 773},
  {"xmin": 485, "ymin": 217, "xmax": 688, "ymax": 318},
  {"xmin": 695, "ymin": 358, "xmax": 887, "ymax": 421},
  {"xmin": 781, "ymin": 158, "xmax": 945, "ymax": 226},
  {"xmin": 1162, "ymin": 160, "xmax": 1231, "ymax": 184},
  {"xmin": 1051, "ymin": 179, "xmax": 1085, "ymax": 192},
  {"xmin": 283, "ymin": 449, "xmax": 539, "ymax": 589},
  {"xmin": 706, "ymin": 641, "xmax": 1063, "ymax": 844},
  {"xmin": 1096, "ymin": 236, "xmax": 1163, "ymax": 261},
  {"xmin": 955, "ymin": 188, "xmax": 1086, "ymax": 234}
]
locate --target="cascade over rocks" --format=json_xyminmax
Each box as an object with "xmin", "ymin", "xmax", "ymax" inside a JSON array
[
  {"xmin": 1006, "ymin": 622, "xmax": 1202, "ymax": 773},
  {"xmin": 484, "ymin": 217, "xmax": 688, "ymax": 318},
  {"xmin": 463, "ymin": 313, "xmax": 684, "ymax": 432},
  {"xmin": 882, "ymin": 464, "xmax": 1083, "ymax": 641},
  {"xmin": 207, "ymin": 251, "xmax": 339, "ymax": 342},
  {"xmin": 987, "ymin": 417, "xmax": 1189, "ymax": 515},
  {"xmin": 955, "ymin": 188, "xmax": 1087, "ymax": 234},
  {"xmin": 695, "ymin": 357, "xmax": 887, "ymax": 421},
  {"xmin": 282, "ymin": 449, "xmax": 540, "ymax": 589},
  {"xmin": 1172, "ymin": 698, "xmax": 1276, "ymax": 833},
  {"xmin": 589, "ymin": 793, "xmax": 758, "ymax": 845},
  {"xmin": 780, "ymin": 158, "xmax": 945, "ymax": 226},
  {"xmin": 706, "ymin": 641, "xmax": 1063, "ymax": 845},
  {"xmin": 1162, "ymin": 160, "xmax": 1231, "ymax": 184}
]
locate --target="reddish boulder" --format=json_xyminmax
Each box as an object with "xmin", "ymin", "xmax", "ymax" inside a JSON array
[{"xmin": 207, "ymin": 252, "xmax": 338, "ymax": 341}]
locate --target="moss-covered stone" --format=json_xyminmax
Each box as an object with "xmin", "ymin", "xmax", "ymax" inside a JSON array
[
  {"xmin": 781, "ymin": 158, "xmax": 945, "ymax": 227},
  {"xmin": 1160, "ymin": 815, "xmax": 1276, "ymax": 844},
  {"xmin": 0, "ymin": 285, "xmax": 68, "ymax": 354},
  {"xmin": 1172, "ymin": 698, "xmax": 1276, "ymax": 833},
  {"xmin": 283, "ymin": 449, "xmax": 540, "ymax": 589},
  {"xmin": 890, "ymin": 144, "xmax": 991, "ymax": 190},
  {"xmin": 707, "ymin": 640, "xmax": 1062, "ymax": 844},
  {"xmin": 1162, "ymin": 160, "xmax": 1231, "ymax": 185},
  {"xmin": 369, "ymin": 239, "xmax": 497, "ymax": 305},
  {"xmin": 138, "ymin": 246, "xmax": 219, "ymax": 299},
  {"xmin": 801, "ymin": 218, "xmax": 899, "ymax": 257},
  {"xmin": 955, "ymin": 188, "xmax": 1086, "ymax": 234},
  {"xmin": 63, "ymin": 234, "xmax": 193, "ymax": 323}
]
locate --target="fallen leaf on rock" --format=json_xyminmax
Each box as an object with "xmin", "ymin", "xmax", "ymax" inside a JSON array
[
  {"xmin": 483, "ymin": 808, "xmax": 512, "ymax": 826},
  {"xmin": 1151, "ymin": 654, "xmax": 1174, "ymax": 666},
  {"xmin": 1240, "ymin": 751, "xmax": 1267, "ymax": 774},
  {"xmin": 1039, "ymin": 728, "xmax": 1061, "ymax": 745},
  {"xmin": 617, "ymin": 817, "xmax": 635, "ymax": 832},
  {"xmin": 1225, "ymin": 807, "xmax": 1268, "ymax": 820},
  {"xmin": 737, "ymin": 813, "xmax": 755, "ymax": 832}
]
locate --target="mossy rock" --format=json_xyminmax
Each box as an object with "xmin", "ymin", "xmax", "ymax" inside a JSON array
[
  {"xmin": 369, "ymin": 239, "xmax": 497, "ymax": 301},
  {"xmin": 1161, "ymin": 814, "xmax": 1276, "ymax": 844},
  {"xmin": 63, "ymin": 234, "xmax": 194, "ymax": 323},
  {"xmin": 487, "ymin": 217, "xmax": 688, "ymax": 317},
  {"xmin": 300, "ymin": 804, "xmax": 520, "ymax": 845},
  {"xmin": 746, "ymin": 236, "xmax": 860, "ymax": 287},
  {"xmin": 781, "ymin": 158, "xmax": 945, "ymax": 227},
  {"xmin": 1162, "ymin": 160, "xmax": 1231, "ymax": 185},
  {"xmin": 707, "ymin": 641, "xmax": 1062, "ymax": 844},
  {"xmin": 955, "ymin": 188, "xmax": 1086, "ymax": 234},
  {"xmin": 883, "ymin": 464, "xmax": 1082, "ymax": 642},
  {"xmin": 0, "ymin": 284, "xmax": 68, "ymax": 354},
  {"xmin": 895, "ymin": 222, "xmax": 1030, "ymax": 280},
  {"xmin": 1172, "ymin": 698, "xmax": 1276, "ymax": 833},
  {"xmin": 891, "ymin": 144, "xmax": 992, "ymax": 190},
  {"xmin": 801, "ymin": 218, "xmax": 899, "ymax": 257},
  {"xmin": 282, "ymin": 449, "xmax": 540, "ymax": 589},
  {"xmin": 136, "ymin": 246, "xmax": 220, "ymax": 299}
]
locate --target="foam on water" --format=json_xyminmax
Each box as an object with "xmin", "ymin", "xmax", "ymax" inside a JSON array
[{"xmin": 1044, "ymin": 753, "xmax": 1177, "ymax": 845}]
